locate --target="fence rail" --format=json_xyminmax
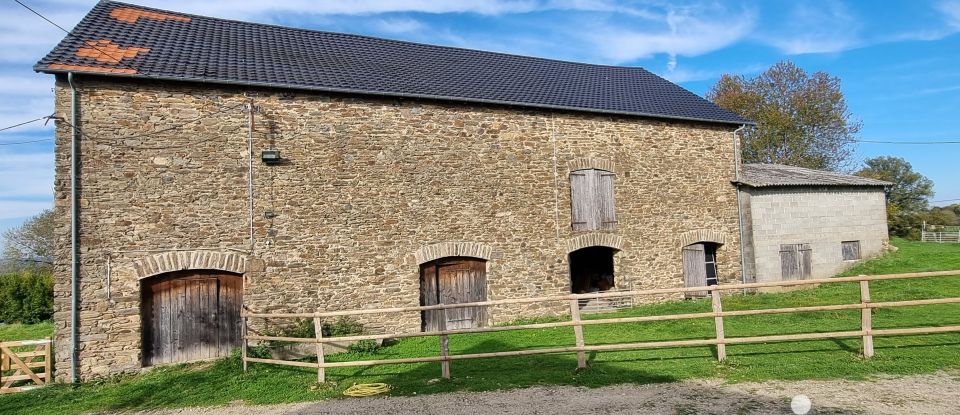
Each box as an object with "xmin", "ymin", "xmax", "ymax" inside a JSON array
[
  {"xmin": 0, "ymin": 339, "xmax": 52, "ymax": 394},
  {"xmin": 242, "ymin": 270, "xmax": 960, "ymax": 383},
  {"xmin": 922, "ymin": 231, "xmax": 960, "ymax": 243}
]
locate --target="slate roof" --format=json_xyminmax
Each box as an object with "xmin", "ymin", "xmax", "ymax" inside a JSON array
[
  {"xmin": 35, "ymin": 1, "xmax": 751, "ymax": 126},
  {"xmin": 739, "ymin": 164, "xmax": 891, "ymax": 188}
]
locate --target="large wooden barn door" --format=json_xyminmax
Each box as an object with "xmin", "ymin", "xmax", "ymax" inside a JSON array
[
  {"xmin": 141, "ymin": 270, "xmax": 242, "ymax": 366},
  {"xmin": 420, "ymin": 258, "xmax": 487, "ymax": 331}
]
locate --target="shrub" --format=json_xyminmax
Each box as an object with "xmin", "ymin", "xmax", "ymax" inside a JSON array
[
  {"xmin": 346, "ymin": 339, "xmax": 381, "ymax": 354},
  {"xmin": 0, "ymin": 270, "xmax": 54, "ymax": 324}
]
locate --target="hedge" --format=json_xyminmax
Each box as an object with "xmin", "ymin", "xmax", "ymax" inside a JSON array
[{"xmin": 0, "ymin": 270, "xmax": 53, "ymax": 324}]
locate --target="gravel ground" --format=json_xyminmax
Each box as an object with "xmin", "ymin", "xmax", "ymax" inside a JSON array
[{"xmin": 136, "ymin": 370, "xmax": 960, "ymax": 415}]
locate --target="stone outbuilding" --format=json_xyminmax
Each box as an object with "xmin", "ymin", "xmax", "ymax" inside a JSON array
[
  {"xmin": 736, "ymin": 164, "xmax": 892, "ymax": 284},
  {"xmin": 36, "ymin": 2, "xmax": 753, "ymax": 380}
]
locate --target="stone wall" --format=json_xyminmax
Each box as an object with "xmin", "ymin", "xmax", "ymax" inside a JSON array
[
  {"xmin": 51, "ymin": 75, "xmax": 743, "ymax": 380},
  {"xmin": 741, "ymin": 186, "xmax": 889, "ymax": 283}
]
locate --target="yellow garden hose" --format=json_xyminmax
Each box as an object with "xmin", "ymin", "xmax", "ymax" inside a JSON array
[{"xmin": 342, "ymin": 382, "xmax": 392, "ymax": 397}]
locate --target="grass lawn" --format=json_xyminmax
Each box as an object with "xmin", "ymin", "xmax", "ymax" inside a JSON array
[
  {"xmin": 1, "ymin": 238, "xmax": 958, "ymax": 414},
  {"xmin": 0, "ymin": 321, "xmax": 53, "ymax": 342}
]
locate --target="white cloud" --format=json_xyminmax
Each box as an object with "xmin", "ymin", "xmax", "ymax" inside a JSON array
[
  {"xmin": 125, "ymin": 0, "xmax": 541, "ymax": 18},
  {"xmin": 757, "ymin": 2, "xmax": 861, "ymax": 55},
  {"xmin": 584, "ymin": 5, "xmax": 756, "ymax": 63},
  {"xmin": 372, "ymin": 17, "xmax": 425, "ymax": 34},
  {"xmin": 940, "ymin": 0, "xmax": 960, "ymax": 29}
]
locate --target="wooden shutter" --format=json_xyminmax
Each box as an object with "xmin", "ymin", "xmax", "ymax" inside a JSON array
[
  {"xmin": 570, "ymin": 170, "xmax": 596, "ymax": 230},
  {"xmin": 682, "ymin": 244, "xmax": 708, "ymax": 298},
  {"xmin": 598, "ymin": 171, "xmax": 616, "ymax": 230},
  {"xmin": 571, "ymin": 169, "xmax": 615, "ymax": 231},
  {"xmin": 842, "ymin": 241, "xmax": 860, "ymax": 261},
  {"xmin": 798, "ymin": 243, "xmax": 812, "ymax": 279}
]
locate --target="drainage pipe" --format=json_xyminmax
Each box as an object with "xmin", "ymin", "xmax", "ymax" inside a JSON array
[
  {"xmin": 732, "ymin": 124, "xmax": 749, "ymax": 284},
  {"xmin": 68, "ymin": 72, "xmax": 80, "ymax": 383}
]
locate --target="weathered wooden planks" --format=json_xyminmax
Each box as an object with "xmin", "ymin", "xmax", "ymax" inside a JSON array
[
  {"xmin": 0, "ymin": 339, "xmax": 51, "ymax": 394},
  {"xmin": 682, "ymin": 243, "xmax": 708, "ymax": 297},
  {"xmin": 141, "ymin": 271, "xmax": 242, "ymax": 366},
  {"xmin": 420, "ymin": 258, "xmax": 487, "ymax": 332}
]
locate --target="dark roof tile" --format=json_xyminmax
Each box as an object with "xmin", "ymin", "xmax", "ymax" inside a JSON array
[{"xmin": 36, "ymin": 1, "xmax": 751, "ymax": 125}]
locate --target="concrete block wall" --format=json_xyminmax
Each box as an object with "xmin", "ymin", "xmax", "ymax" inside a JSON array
[{"xmin": 743, "ymin": 186, "xmax": 889, "ymax": 283}]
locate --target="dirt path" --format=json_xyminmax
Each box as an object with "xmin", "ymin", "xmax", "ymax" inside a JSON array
[{"xmin": 137, "ymin": 370, "xmax": 960, "ymax": 415}]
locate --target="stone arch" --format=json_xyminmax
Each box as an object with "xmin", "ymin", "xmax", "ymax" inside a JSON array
[
  {"xmin": 678, "ymin": 229, "xmax": 728, "ymax": 249},
  {"xmin": 413, "ymin": 242, "xmax": 494, "ymax": 265},
  {"xmin": 565, "ymin": 233, "xmax": 624, "ymax": 253},
  {"xmin": 567, "ymin": 157, "xmax": 616, "ymax": 174},
  {"xmin": 132, "ymin": 250, "xmax": 250, "ymax": 280}
]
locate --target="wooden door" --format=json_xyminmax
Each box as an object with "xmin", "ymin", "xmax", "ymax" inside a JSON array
[
  {"xmin": 420, "ymin": 258, "xmax": 487, "ymax": 331},
  {"xmin": 141, "ymin": 270, "xmax": 242, "ymax": 366},
  {"xmin": 780, "ymin": 243, "xmax": 813, "ymax": 280},
  {"xmin": 682, "ymin": 244, "xmax": 708, "ymax": 298}
]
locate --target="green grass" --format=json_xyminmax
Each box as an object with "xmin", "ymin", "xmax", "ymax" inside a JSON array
[
  {"xmin": 0, "ymin": 321, "xmax": 53, "ymax": 342},
  {"xmin": 1, "ymin": 238, "xmax": 958, "ymax": 414}
]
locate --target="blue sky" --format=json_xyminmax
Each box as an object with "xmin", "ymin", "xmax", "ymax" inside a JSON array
[{"xmin": 1, "ymin": 0, "xmax": 959, "ymax": 236}]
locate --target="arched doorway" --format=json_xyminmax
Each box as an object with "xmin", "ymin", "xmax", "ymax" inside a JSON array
[
  {"xmin": 141, "ymin": 270, "xmax": 242, "ymax": 366},
  {"xmin": 569, "ymin": 246, "xmax": 617, "ymax": 294},
  {"xmin": 682, "ymin": 242, "xmax": 720, "ymax": 298},
  {"xmin": 419, "ymin": 257, "xmax": 487, "ymax": 331}
]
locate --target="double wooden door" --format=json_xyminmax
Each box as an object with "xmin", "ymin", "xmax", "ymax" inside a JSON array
[
  {"xmin": 420, "ymin": 258, "xmax": 487, "ymax": 331},
  {"xmin": 141, "ymin": 270, "xmax": 242, "ymax": 366}
]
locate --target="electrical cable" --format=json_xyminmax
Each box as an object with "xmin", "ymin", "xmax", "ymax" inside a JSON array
[{"xmin": 0, "ymin": 117, "xmax": 47, "ymax": 132}]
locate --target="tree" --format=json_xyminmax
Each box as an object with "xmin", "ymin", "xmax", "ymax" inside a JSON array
[
  {"xmin": 707, "ymin": 60, "xmax": 862, "ymax": 171},
  {"xmin": 1, "ymin": 209, "xmax": 54, "ymax": 272},
  {"xmin": 855, "ymin": 156, "xmax": 934, "ymax": 237}
]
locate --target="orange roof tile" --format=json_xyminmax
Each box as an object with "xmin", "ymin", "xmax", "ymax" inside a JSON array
[
  {"xmin": 110, "ymin": 7, "xmax": 191, "ymax": 24},
  {"xmin": 75, "ymin": 39, "xmax": 149, "ymax": 64},
  {"xmin": 47, "ymin": 64, "xmax": 138, "ymax": 74}
]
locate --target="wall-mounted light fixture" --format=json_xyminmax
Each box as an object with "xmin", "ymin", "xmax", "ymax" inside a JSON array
[{"xmin": 261, "ymin": 149, "xmax": 282, "ymax": 164}]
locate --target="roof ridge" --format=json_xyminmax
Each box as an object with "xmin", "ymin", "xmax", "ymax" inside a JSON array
[
  {"xmin": 36, "ymin": 1, "xmax": 753, "ymax": 125},
  {"xmin": 105, "ymin": 0, "xmax": 656, "ymax": 72}
]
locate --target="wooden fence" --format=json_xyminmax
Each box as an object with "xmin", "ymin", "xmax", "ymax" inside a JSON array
[
  {"xmin": 241, "ymin": 270, "xmax": 960, "ymax": 383},
  {"xmin": 0, "ymin": 339, "xmax": 52, "ymax": 394}
]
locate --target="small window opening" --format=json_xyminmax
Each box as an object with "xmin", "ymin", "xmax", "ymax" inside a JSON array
[
  {"xmin": 569, "ymin": 246, "xmax": 616, "ymax": 294},
  {"xmin": 841, "ymin": 241, "xmax": 861, "ymax": 261}
]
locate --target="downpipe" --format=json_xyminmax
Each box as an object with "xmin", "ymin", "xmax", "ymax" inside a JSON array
[
  {"xmin": 732, "ymin": 124, "xmax": 749, "ymax": 285},
  {"xmin": 68, "ymin": 72, "xmax": 80, "ymax": 383}
]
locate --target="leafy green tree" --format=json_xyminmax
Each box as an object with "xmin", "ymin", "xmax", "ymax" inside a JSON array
[
  {"xmin": 1, "ymin": 209, "xmax": 54, "ymax": 272},
  {"xmin": 924, "ymin": 204, "xmax": 959, "ymax": 226},
  {"xmin": 708, "ymin": 60, "xmax": 862, "ymax": 171},
  {"xmin": 855, "ymin": 156, "xmax": 934, "ymax": 237}
]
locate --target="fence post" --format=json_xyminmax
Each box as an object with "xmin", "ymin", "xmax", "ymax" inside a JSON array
[
  {"xmin": 314, "ymin": 316, "xmax": 326, "ymax": 383},
  {"xmin": 569, "ymin": 299, "xmax": 587, "ymax": 369},
  {"xmin": 439, "ymin": 308, "xmax": 451, "ymax": 379},
  {"xmin": 860, "ymin": 280, "xmax": 874, "ymax": 358},
  {"xmin": 711, "ymin": 289, "xmax": 726, "ymax": 362},
  {"xmin": 44, "ymin": 338, "xmax": 52, "ymax": 384},
  {"xmin": 241, "ymin": 316, "xmax": 248, "ymax": 372}
]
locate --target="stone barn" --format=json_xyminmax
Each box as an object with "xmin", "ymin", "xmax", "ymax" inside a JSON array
[
  {"xmin": 736, "ymin": 164, "xmax": 892, "ymax": 284},
  {"xmin": 36, "ymin": 2, "xmax": 752, "ymax": 380}
]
